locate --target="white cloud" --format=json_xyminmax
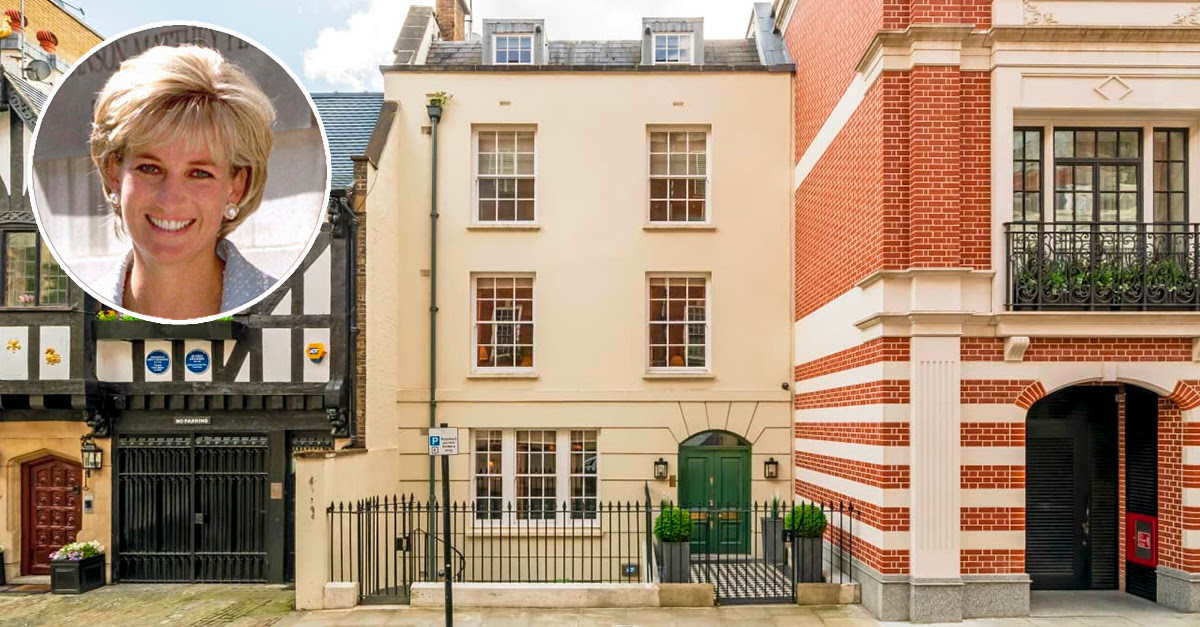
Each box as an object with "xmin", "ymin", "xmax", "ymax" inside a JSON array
[
  {"xmin": 303, "ymin": 0, "xmax": 763, "ymax": 91},
  {"xmin": 303, "ymin": 0, "xmax": 409, "ymax": 91}
]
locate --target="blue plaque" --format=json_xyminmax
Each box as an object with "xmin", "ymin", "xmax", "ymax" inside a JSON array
[
  {"xmin": 146, "ymin": 349, "xmax": 170, "ymax": 374},
  {"xmin": 185, "ymin": 349, "xmax": 210, "ymax": 374}
]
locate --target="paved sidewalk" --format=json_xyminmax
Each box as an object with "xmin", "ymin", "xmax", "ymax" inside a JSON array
[
  {"xmin": 283, "ymin": 592, "xmax": 1199, "ymax": 626},
  {"xmin": 0, "ymin": 583, "xmax": 294, "ymax": 627}
]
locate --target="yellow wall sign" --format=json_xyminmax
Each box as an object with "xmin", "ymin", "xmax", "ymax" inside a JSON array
[{"xmin": 306, "ymin": 342, "xmax": 327, "ymax": 364}]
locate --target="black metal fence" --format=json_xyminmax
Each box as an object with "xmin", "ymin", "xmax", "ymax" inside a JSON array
[
  {"xmin": 1006, "ymin": 221, "xmax": 1200, "ymax": 310},
  {"xmin": 328, "ymin": 489, "xmax": 856, "ymax": 605}
]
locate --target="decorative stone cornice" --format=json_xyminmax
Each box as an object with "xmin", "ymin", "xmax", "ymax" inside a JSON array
[
  {"xmin": 1173, "ymin": 6, "xmax": 1200, "ymax": 26},
  {"xmin": 1022, "ymin": 0, "xmax": 1057, "ymax": 26},
  {"xmin": 989, "ymin": 25, "xmax": 1200, "ymax": 44}
]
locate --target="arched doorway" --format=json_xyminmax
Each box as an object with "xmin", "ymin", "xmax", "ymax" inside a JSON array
[
  {"xmin": 20, "ymin": 456, "xmax": 82, "ymax": 575},
  {"xmin": 1025, "ymin": 384, "xmax": 1158, "ymax": 599},
  {"xmin": 678, "ymin": 430, "xmax": 750, "ymax": 554}
]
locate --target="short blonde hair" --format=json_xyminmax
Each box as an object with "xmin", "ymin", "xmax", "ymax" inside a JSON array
[{"xmin": 89, "ymin": 44, "xmax": 276, "ymax": 238}]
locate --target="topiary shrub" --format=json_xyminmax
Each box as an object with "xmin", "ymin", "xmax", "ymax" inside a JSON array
[
  {"xmin": 784, "ymin": 503, "xmax": 827, "ymax": 539},
  {"xmin": 654, "ymin": 505, "xmax": 691, "ymax": 543}
]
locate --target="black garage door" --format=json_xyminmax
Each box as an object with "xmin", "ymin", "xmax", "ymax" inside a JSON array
[{"xmin": 115, "ymin": 434, "xmax": 269, "ymax": 582}]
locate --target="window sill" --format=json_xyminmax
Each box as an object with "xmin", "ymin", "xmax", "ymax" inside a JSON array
[
  {"xmin": 467, "ymin": 223, "xmax": 541, "ymax": 231},
  {"xmin": 643, "ymin": 371, "xmax": 714, "ymax": 380},
  {"xmin": 643, "ymin": 223, "xmax": 716, "ymax": 231},
  {"xmin": 467, "ymin": 371, "xmax": 540, "ymax": 380}
]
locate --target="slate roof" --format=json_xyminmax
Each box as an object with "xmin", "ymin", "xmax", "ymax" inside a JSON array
[
  {"xmin": 426, "ymin": 39, "xmax": 766, "ymax": 67},
  {"xmin": 311, "ymin": 92, "xmax": 384, "ymax": 190}
]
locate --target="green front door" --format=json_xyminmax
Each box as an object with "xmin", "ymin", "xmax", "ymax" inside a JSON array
[{"xmin": 679, "ymin": 435, "xmax": 751, "ymax": 554}]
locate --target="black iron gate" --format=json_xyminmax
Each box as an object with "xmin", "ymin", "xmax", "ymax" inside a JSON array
[{"xmin": 116, "ymin": 434, "xmax": 269, "ymax": 582}]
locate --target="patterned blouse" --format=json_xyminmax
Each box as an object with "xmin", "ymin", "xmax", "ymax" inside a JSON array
[{"xmin": 100, "ymin": 238, "xmax": 277, "ymax": 312}]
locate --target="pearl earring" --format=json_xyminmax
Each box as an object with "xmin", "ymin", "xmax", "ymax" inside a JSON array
[
  {"xmin": 107, "ymin": 192, "xmax": 120, "ymax": 208},
  {"xmin": 224, "ymin": 203, "xmax": 240, "ymax": 220}
]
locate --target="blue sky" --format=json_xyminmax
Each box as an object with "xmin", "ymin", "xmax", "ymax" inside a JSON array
[{"xmin": 70, "ymin": 1, "xmax": 763, "ymax": 92}]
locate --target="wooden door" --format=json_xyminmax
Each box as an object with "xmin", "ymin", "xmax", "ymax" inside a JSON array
[
  {"xmin": 679, "ymin": 447, "xmax": 750, "ymax": 554},
  {"xmin": 21, "ymin": 457, "xmax": 82, "ymax": 575}
]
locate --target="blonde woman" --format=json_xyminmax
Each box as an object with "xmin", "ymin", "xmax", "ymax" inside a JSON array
[{"xmin": 91, "ymin": 44, "xmax": 276, "ymax": 320}]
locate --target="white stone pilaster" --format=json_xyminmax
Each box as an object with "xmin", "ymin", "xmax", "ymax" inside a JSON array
[{"xmin": 909, "ymin": 335, "xmax": 962, "ymax": 579}]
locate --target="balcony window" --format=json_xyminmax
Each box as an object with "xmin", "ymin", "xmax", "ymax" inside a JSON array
[
  {"xmin": 1007, "ymin": 126, "xmax": 1198, "ymax": 310},
  {"xmin": 3, "ymin": 231, "xmax": 68, "ymax": 307}
]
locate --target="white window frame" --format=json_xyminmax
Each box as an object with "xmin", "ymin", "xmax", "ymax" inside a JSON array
[
  {"xmin": 472, "ymin": 126, "xmax": 538, "ymax": 226},
  {"xmin": 493, "ymin": 33, "xmax": 535, "ymax": 65},
  {"xmin": 646, "ymin": 127, "xmax": 712, "ymax": 225},
  {"xmin": 652, "ymin": 32, "xmax": 694, "ymax": 65},
  {"xmin": 646, "ymin": 273, "xmax": 712, "ymax": 374},
  {"xmin": 471, "ymin": 429, "xmax": 600, "ymax": 526},
  {"xmin": 471, "ymin": 274, "xmax": 535, "ymax": 375}
]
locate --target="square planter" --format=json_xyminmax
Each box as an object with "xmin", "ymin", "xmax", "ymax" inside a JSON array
[
  {"xmin": 761, "ymin": 517, "xmax": 785, "ymax": 565},
  {"xmin": 660, "ymin": 541, "xmax": 691, "ymax": 583},
  {"xmin": 792, "ymin": 537, "xmax": 824, "ymax": 583},
  {"xmin": 51, "ymin": 554, "xmax": 106, "ymax": 594}
]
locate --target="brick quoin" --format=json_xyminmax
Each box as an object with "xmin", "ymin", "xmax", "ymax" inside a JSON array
[
  {"xmin": 960, "ymin": 423, "xmax": 1025, "ymax": 447},
  {"xmin": 797, "ymin": 480, "xmax": 910, "ymax": 532},
  {"xmin": 909, "ymin": 65, "xmax": 962, "ymax": 267},
  {"xmin": 794, "ymin": 380, "xmax": 910, "ymax": 409},
  {"xmin": 795, "ymin": 337, "xmax": 910, "ymax": 381},
  {"xmin": 795, "ymin": 451, "xmax": 910, "ymax": 489},
  {"xmin": 883, "ymin": 0, "xmax": 992, "ymax": 29},
  {"xmin": 960, "ymin": 379, "xmax": 1041, "ymax": 405},
  {"xmin": 796, "ymin": 422, "xmax": 910, "ymax": 446},
  {"xmin": 961, "ymin": 549, "xmax": 1024, "ymax": 575},
  {"xmin": 1160, "ymin": 397, "xmax": 1187, "ymax": 572},
  {"xmin": 962, "ymin": 465, "xmax": 1024, "ymax": 490},
  {"xmin": 961, "ymin": 507, "xmax": 1025, "ymax": 531},
  {"xmin": 961, "ymin": 337, "xmax": 1196, "ymax": 362},
  {"xmin": 797, "ymin": 479, "xmax": 910, "ymax": 574}
]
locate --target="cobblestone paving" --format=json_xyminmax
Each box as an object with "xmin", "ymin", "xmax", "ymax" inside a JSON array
[{"xmin": 0, "ymin": 583, "xmax": 295, "ymax": 627}]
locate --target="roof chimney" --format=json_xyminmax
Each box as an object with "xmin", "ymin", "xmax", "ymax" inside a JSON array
[{"xmin": 435, "ymin": 0, "xmax": 470, "ymax": 41}]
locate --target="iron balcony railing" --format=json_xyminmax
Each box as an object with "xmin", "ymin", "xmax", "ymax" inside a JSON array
[
  {"xmin": 1005, "ymin": 221, "xmax": 1200, "ymax": 310},
  {"xmin": 327, "ymin": 490, "xmax": 857, "ymax": 605}
]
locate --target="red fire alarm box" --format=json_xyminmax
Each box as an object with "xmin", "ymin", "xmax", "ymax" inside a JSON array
[{"xmin": 1126, "ymin": 512, "xmax": 1157, "ymax": 568}]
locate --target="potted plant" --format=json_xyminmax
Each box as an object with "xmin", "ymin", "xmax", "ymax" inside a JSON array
[
  {"xmin": 93, "ymin": 310, "xmax": 244, "ymax": 340},
  {"xmin": 427, "ymin": 91, "xmax": 452, "ymax": 121},
  {"xmin": 785, "ymin": 503, "xmax": 826, "ymax": 583},
  {"xmin": 761, "ymin": 496, "xmax": 786, "ymax": 566},
  {"xmin": 654, "ymin": 504, "xmax": 691, "ymax": 583},
  {"xmin": 50, "ymin": 540, "xmax": 106, "ymax": 594}
]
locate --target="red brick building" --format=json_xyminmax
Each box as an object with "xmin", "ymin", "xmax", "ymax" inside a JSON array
[{"xmin": 779, "ymin": 0, "xmax": 1200, "ymax": 621}]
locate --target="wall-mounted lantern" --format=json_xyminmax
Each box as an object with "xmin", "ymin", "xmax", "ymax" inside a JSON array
[
  {"xmin": 653, "ymin": 457, "xmax": 669, "ymax": 480},
  {"xmin": 764, "ymin": 457, "xmax": 779, "ymax": 480},
  {"xmin": 80, "ymin": 434, "xmax": 102, "ymax": 471}
]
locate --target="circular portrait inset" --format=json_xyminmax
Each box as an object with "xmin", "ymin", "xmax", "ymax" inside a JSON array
[{"xmin": 30, "ymin": 22, "xmax": 329, "ymax": 322}]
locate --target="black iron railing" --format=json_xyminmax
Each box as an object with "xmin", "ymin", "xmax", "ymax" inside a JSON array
[
  {"xmin": 1006, "ymin": 221, "xmax": 1200, "ymax": 310},
  {"xmin": 328, "ymin": 491, "xmax": 857, "ymax": 605}
]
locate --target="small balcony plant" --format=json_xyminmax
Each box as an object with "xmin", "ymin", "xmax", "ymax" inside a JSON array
[
  {"xmin": 654, "ymin": 504, "xmax": 692, "ymax": 583},
  {"xmin": 50, "ymin": 540, "xmax": 106, "ymax": 594},
  {"xmin": 93, "ymin": 309, "xmax": 243, "ymax": 340},
  {"xmin": 785, "ymin": 503, "xmax": 826, "ymax": 583}
]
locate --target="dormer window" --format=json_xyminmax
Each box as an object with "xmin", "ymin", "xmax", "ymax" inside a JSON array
[
  {"xmin": 494, "ymin": 34, "xmax": 533, "ymax": 64},
  {"xmin": 653, "ymin": 33, "xmax": 692, "ymax": 64}
]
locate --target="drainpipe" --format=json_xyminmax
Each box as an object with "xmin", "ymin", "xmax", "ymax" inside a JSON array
[{"xmin": 426, "ymin": 97, "xmax": 443, "ymax": 579}]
